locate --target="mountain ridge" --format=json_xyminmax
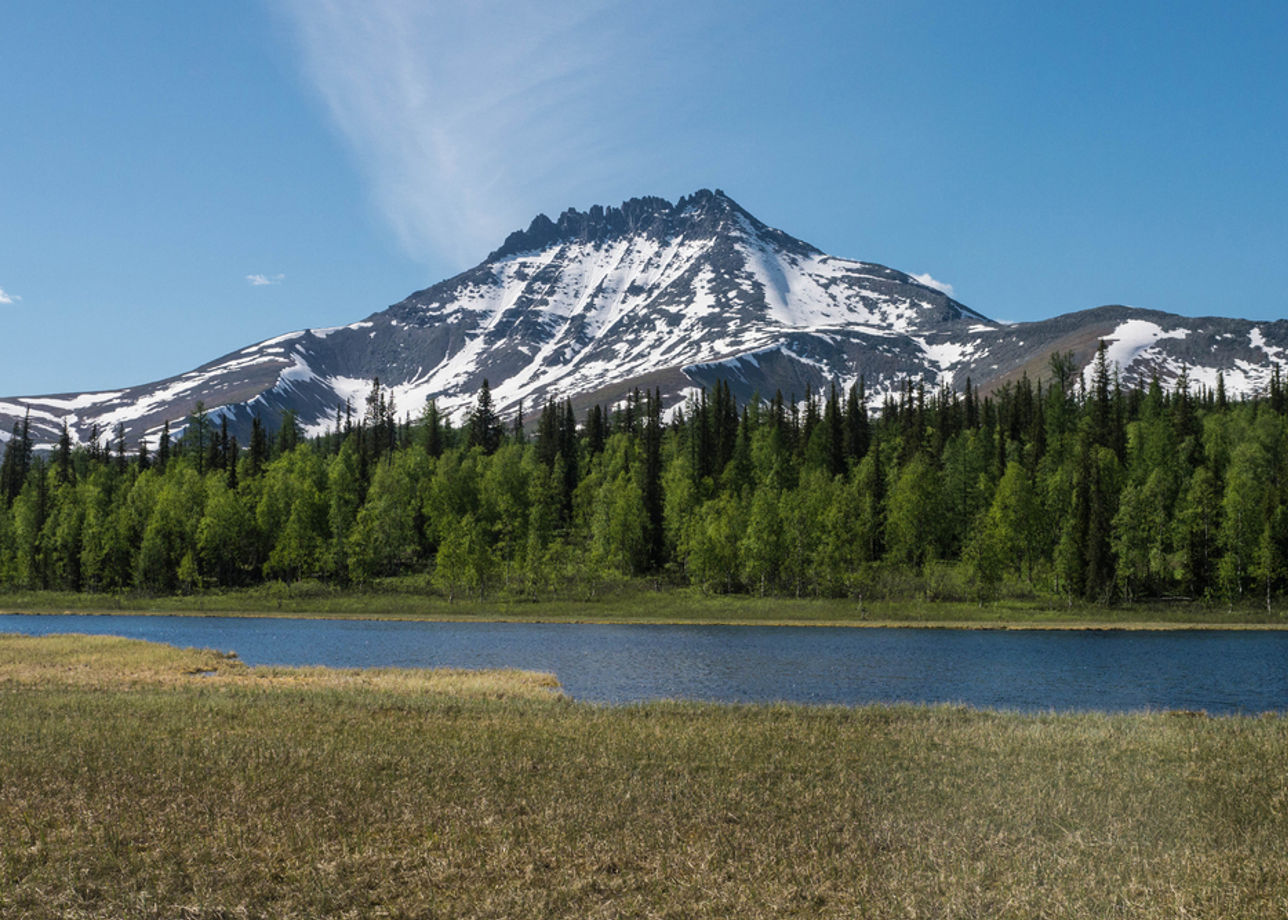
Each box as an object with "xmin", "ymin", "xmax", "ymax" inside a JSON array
[{"xmin": 2, "ymin": 190, "xmax": 1285, "ymax": 450}]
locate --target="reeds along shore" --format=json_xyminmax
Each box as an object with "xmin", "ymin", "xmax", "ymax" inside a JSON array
[{"xmin": 1, "ymin": 634, "xmax": 1287, "ymax": 918}]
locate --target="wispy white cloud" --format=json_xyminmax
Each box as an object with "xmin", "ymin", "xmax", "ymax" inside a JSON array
[
  {"xmin": 246, "ymin": 273, "xmax": 285, "ymax": 286},
  {"xmin": 272, "ymin": 0, "xmax": 705, "ymax": 269},
  {"xmin": 911, "ymin": 273, "xmax": 955, "ymax": 297},
  {"xmin": 0, "ymin": 287, "xmax": 21, "ymax": 304}
]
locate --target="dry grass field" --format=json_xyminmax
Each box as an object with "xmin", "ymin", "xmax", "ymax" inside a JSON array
[
  {"xmin": 2, "ymin": 634, "xmax": 1287, "ymax": 918},
  {"xmin": 0, "ymin": 632, "xmax": 562, "ymax": 699}
]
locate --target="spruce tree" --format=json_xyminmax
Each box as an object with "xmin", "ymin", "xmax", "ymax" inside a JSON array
[
  {"xmin": 802, "ymin": 383, "xmax": 820, "ymax": 449},
  {"xmin": 536, "ymin": 398, "xmax": 561, "ymax": 468},
  {"xmin": 55, "ymin": 422, "xmax": 72, "ymax": 485},
  {"xmin": 226, "ymin": 436, "xmax": 239, "ymax": 490},
  {"xmin": 642, "ymin": 389, "xmax": 665, "ymax": 570},
  {"xmin": 211, "ymin": 417, "xmax": 229, "ymax": 472},
  {"xmin": 844, "ymin": 377, "xmax": 870, "ymax": 463},
  {"xmin": 692, "ymin": 388, "xmax": 713, "ymax": 482},
  {"xmin": 1089, "ymin": 341, "xmax": 1113, "ymax": 450},
  {"xmin": 186, "ymin": 402, "xmax": 211, "ymax": 473},
  {"xmin": 714, "ymin": 381, "xmax": 739, "ymax": 474},
  {"xmin": 248, "ymin": 416, "xmax": 267, "ymax": 477},
  {"xmin": 511, "ymin": 397, "xmax": 526, "ymax": 444},
  {"xmin": 422, "ymin": 399, "xmax": 444, "ymax": 459},
  {"xmin": 158, "ymin": 420, "xmax": 172, "ymax": 472},
  {"xmin": 0, "ymin": 423, "xmax": 21, "ymax": 504},
  {"xmin": 824, "ymin": 382, "xmax": 844, "ymax": 477},
  {"xmin": 115, "ymin": 423, "xmax": 128, "ymax": 473},
  {"xmin": 585, "ymin": 404, "xmax": 606, "ymax": 457},
  {"xmin": 277, "ymin": 409, "xmax": 300, "ymax": 456},
  {"xmin": 466, "ymin": 379, "xmax": 501, "ymax": 454}
]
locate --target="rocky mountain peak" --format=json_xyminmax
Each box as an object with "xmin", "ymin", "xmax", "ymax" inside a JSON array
[
  {"xmin": 3, "ymin": 189, "xmax": 1286, "ymax": 453},
  {"xmin": 485, "ymin": 189, "xmax": 812, "ymax": 262}
]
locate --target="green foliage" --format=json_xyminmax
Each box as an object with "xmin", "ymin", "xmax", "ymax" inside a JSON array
[
  {"xmin": 324, "ymin": 439, "xmax": 363, "ymax": 578},
  {"xmin": 1219, "ymin": 438, "xmax": 1271, "ymax": 596},
  {"xmin": 197, "ymin": 475, "xmax": 257, "ymax": 587},
  {"xmin": 740, "ymin": 485, "xmax": 783, "ymax": 595},
  {"xmin": 885, "ymin": 453, "xmax": 944, "ymax": 568},
  {"xmin": 347, "ymin": 450, "xmax": 430, "ymax": 582},
  {"xmin": 433, "ymin": 513, "xmax": 491, "ymax": 601},
  {"xmin": 137, "ymin": 467, "xmax": 204, "ymax": 591},
  {"xmin": 967, "ymin": 461, "xmax": 1042, "ymax": 598},
  {"xmin": 683, "ymin": 493, "xmax": 745, "ymax": 593},
  {"xmin": 4, "ymin": 358, "xmax": 1288, "ymax": 608}
]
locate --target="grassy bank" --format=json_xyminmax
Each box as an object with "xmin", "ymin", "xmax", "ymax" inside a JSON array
[
  {"xmin": 0, "ymin": 632, "xmax": 561, "ymax": 699},
  {"xmin": 3, "ymin": 578, "xmax": 1287, "ymax": 628},
  {"xmin": 2, "ymin": 635, "xmax": 1287, "ymax": 918}
]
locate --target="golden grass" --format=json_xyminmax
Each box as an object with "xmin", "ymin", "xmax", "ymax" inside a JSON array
[
  {"xmin": 0, "ymin": 633, "xmax": 563, "ymax": 700},
  {"xmin": 1, "ymin": 635, "xmax": 1286, "ymax": 918}
]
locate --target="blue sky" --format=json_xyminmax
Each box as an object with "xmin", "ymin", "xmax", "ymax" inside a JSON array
[{"xmin": 3, "ymin": 0, "xmax": 1286, "ymax": 395}]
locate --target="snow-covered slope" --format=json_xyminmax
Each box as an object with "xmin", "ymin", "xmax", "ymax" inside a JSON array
[{"xmin": 3, "ymin": 189, "xmax": 1286, "ymax": 449}]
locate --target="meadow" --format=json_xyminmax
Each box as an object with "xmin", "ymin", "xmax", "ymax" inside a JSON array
[{"xmin": 2, "ymin": 633, "xmax": 1287, "ymax": 918}]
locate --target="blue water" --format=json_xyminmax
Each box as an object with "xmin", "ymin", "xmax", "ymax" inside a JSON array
[{"xmin": 3, "ymin": 613, "xmax": 1287, "ymax": 713}]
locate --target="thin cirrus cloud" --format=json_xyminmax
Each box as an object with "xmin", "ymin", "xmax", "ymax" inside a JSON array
[
  {"xmin": 272, "ymin": 0, "xmax": 701, "ymax": 270},
  {"xmin": 0, "ymin": 287, "xmax": 21, "ymax": 304},
  {"xmin": 246, "ymin": 273, "xmax": 285, "ymax": 286}
]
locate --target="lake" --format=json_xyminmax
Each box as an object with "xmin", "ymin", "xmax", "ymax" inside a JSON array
[{"xmin": 3, "ymin": 613, "xmax": 1287, "ymax": 713}]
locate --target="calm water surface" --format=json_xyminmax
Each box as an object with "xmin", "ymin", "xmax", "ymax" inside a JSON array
[{"xmin": 3, "ymin": 613, "xmax": 1287, "ymax": 713}]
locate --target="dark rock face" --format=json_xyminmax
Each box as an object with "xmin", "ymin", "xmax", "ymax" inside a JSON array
[
  {"xmin": 485, "ymin": 190, "xmax": 815, "ymax": 262},
  {"xmin": 3, "ymin": 190, "xmax": 1285, "ymax": 451}
]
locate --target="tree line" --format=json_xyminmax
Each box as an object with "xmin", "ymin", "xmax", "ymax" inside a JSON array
[{"xmin": 2, "ymin": 349, "xmax": 1288, "ymax": 607}]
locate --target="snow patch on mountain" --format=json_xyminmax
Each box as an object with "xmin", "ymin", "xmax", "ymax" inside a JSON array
[
  {"xmin": 1101, "ymin": 320, "xmax": 1191, "ymax": 371},
  {"xmin": 914, "ymin": 337, "xmax": 975, "ymax": 372},
  {"xmin": 1187, "ymin": 363, "xmax": 1254, "ymax": 393},
  {"xmin": 1251, "ymin": 327, "xmax": 1285, "ymax": 363},
  {"xmin": 5, "ymin": 190, "xmax": 1286, "ymax": 450}
]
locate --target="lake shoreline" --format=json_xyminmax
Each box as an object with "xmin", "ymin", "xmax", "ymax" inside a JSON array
[
  {"xmin": 4, "ymin": 581, "xmax": 1286, "ymax": 630},
  {"xmin": 6, "ymin": 609, "xmax": 1288, "ymax": 712},
  {"xmin": 4, "ymin": 604, "xmax": 1288, "ymax": 631}
]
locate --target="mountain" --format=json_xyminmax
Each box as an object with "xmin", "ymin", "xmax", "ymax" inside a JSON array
[{"xmin": 3, "ymin": 189, "xmax": 1287, "ymax": 450}]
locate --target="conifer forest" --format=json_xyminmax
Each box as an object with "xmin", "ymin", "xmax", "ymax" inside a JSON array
[{"xmin": 3, "ymin": 345, "xmax": 1288, "ymax": 608}]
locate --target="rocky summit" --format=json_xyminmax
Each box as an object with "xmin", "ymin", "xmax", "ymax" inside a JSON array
[{"xmin": 3, "ymin": 189, "xmax": 1286, "ymax": 449}]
